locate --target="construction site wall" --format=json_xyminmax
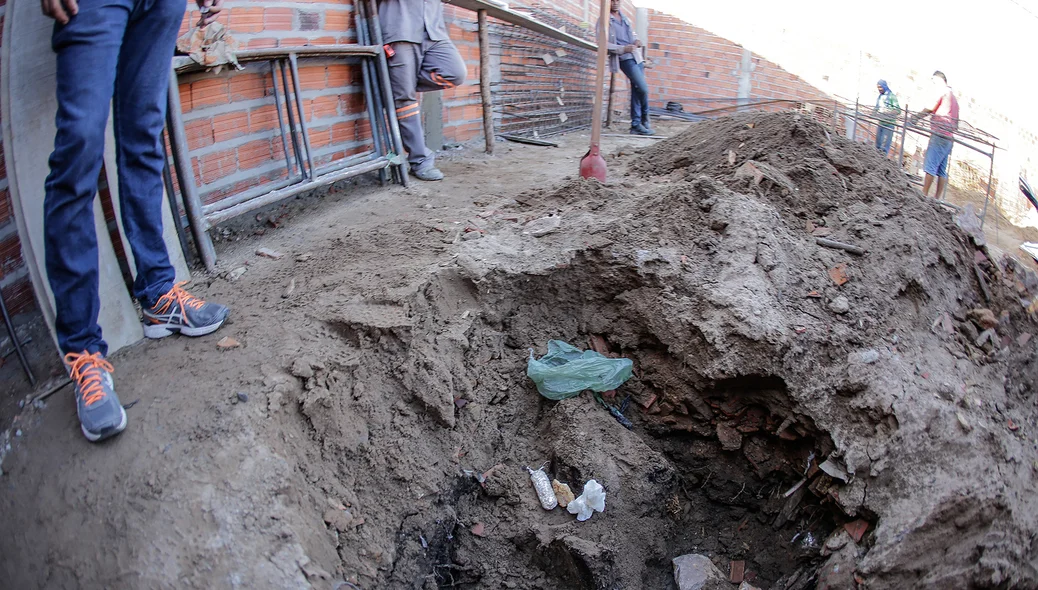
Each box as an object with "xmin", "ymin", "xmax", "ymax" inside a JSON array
[{"xmin": 0, "ymin": 0, "xmax": 863, "ymax": 318}]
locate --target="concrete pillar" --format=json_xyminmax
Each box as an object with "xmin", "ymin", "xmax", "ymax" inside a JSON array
[{"xmin": 737, "ymin": 48, "xmax": 755, "ymax": 110}]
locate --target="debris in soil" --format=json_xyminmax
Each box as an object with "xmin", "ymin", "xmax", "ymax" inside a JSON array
[
  {"xmin": 526, "ymin": 340, "xmax": 634, "ymax": 400},
  {"xmin": 470, "ymin": 522, "xmax": 486, "ymax": 537},
  {"xmin": 256, "ymin": 247, "xmax": 284, "ymax": 259},
  {"xmin": 527, "ymin": 467, "xmax": 558, "ymax": 510},
  {"xmin": 828, "ymin": 263, "xmax": 850, "ymax": 286},
  {"xmin": 5, "ymin": 111, "xmax": 1038, "ymax": 590},
  {"xmin": 552, "ymin": 479, "xmax": 575, "ymax": 507},
  {"xmin": 523, "ymin": 215, "xmax": 562, "ymax": 237},
  {"xmin": 566, "ymin": 479, "xmax": 607, "ymax": 522},
  {"xmin": 673, "ymin": 553, "xmax": 728, "ymax": 590},
  {"xmin": 282, "ymin": 278, "xmax": 296, "ymax": 298},
  {"xmin": 730, "ymin": 559, "xmax": 746, "ymax": 583},
  {"xmin": 844, "ymin": 519, "xmax": 870, "ymax": 543},
  {"xmin": 216, "ymin": 336, "xmax": 240, "ymax": 349},
  {"xmin": 227, "ymin": 266, "xmax": 247, "ymax": 281},
  {"xmin": 236, "ymin": 392, "xmax": 249, "ymax": 403}
]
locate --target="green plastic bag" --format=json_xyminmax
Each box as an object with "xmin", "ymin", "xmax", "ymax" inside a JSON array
[{"xmin": 527, "ymin": 340, "xmax": 634, "ymax": 400}]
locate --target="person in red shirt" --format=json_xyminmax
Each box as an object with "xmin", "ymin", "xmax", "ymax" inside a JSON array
[{"xmin": 915, "ymin": 71, "xmax": 960, "ymax": 198}]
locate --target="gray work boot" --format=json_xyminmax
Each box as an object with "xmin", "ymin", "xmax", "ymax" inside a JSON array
[
  {"xmin": 631, "ymin": 124, "xmax": 654, "ymax": 136},
  {"xmin": 142, "ymin": 282, "xmax": 230, "ymax": 339},
  {"xmin": 411, "ymin": 166, "xmax": 445, "ymax": 181},
  {"xmin": 65, "ymin": 352, "xmax": 126, "ymax": 442}
]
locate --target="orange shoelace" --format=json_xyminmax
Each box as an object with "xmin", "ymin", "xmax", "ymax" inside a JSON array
[
  {"xmin": 64, "ymin": 352, "xmax": 114, "ymax": 407},
  {"xmin": 152, "ymin": 281, "xmax": 205, "ymax": 315}
]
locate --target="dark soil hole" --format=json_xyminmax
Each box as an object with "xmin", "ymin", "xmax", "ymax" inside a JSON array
[{"xmin": 321, "ymin": 254, "xmax": 871, "ymax": 589}]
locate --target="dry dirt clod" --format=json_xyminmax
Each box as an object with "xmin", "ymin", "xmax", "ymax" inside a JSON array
[
  {"xmin": 829, "ymin": 296, "xmax": 850, "ymax": 315},
  {"xmin": 256, "ymin": 247, "xmax": 284, "ymax": 260},
  {"xmin": 216, "ymin": 336, "xmax": 240, "ymax": 350},
  {"xmin": 227, "ymin": 266, "xmax": 247, "ymax": 281},
  {"xmin": 968, "ymin": 308, "xmax": 999, "ymax": 330},
  {"xmin": 282, "ymin": 278, "xmax": 296, "ymax": 299}
]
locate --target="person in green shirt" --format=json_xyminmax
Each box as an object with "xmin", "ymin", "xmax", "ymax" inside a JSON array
[{"xmin": 873, "ymin": 79, "xmax": 900, "ymax": 155}]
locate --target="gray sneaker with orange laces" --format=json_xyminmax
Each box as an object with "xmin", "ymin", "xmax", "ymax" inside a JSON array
[
  {"xmin": 65, "ymin": 352, "xmax": 126, "ymax": 442},
  {"xmin": 141, "ymin": 282, "xmax": 230, "ymax": 339}
]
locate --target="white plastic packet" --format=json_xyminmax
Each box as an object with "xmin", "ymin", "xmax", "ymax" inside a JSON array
[{"xmin": 567, "ymin": 479, "xmax": 606, "ymax": 521}]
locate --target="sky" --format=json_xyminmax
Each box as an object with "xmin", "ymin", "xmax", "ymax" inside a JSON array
[
  {"xmin": 636, "ymin": 0, "xmax": 1038, "ymax": 133},
  {"xmin": 633, "ymin": 0, "xmax": 1038, "ymax": 226}
]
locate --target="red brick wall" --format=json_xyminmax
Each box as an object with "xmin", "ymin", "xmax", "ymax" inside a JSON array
[
  {"xmin": 643, "ymin": 10, "xmax": 829, "ymax": 112},
  {"xmin": 0, "ymin": 1, "xmax": 831, "ymax": 319}
]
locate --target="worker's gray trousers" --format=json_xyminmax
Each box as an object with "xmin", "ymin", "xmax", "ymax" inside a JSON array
[{"xmin": 387, "ymin": 38, "xmax": 467, "ymax": 171}]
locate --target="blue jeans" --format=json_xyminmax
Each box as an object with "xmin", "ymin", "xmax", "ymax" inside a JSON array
[
  {"xmin": 619, "ymin": 58, "xmax": 649, "ymax": 128},
  {"xmin": 923, "ymin": 134, "xmax": 954, "ymax": 178},
  {"xmin": 875, "ymin": 126, "xmax": 894, "ymax": 154},
  {"xmin": 44, "ymin": 0, "xmax": 183, "ymax": 355}
]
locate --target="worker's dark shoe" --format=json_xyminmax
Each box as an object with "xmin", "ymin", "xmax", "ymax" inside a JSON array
[
  {"xmin": 630, "ymin": 124, "xmax": 654, "ymax": 136},
  {"xmin": 411, "ymin": 166, "xmax": 445, "ymax": 181},
  {"xmin": 142, "ymin": 281, "xmax": 230, "ymax": 339},
  {"xmin": 65, "ymin": 352, "xmax": 126, "ymax": 442}
]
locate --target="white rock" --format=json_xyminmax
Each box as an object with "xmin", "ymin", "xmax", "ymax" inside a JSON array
[
  {"xmin": 672, "ymin": 554, "xmax": 728, "ymax": 590},
  {"xmin": 524, "ymin": 216, "xmax": 561, "ymax": 237}
]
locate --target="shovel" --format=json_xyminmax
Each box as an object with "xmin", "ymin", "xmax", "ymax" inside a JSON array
[{"xmin": 579, "ymin": 0, "xmax": 610, "ymax": 181}]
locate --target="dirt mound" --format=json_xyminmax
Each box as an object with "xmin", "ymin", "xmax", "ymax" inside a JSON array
[{"xmin": 2, "ymin": 114, "xmax": 1036, "ymax": 590}]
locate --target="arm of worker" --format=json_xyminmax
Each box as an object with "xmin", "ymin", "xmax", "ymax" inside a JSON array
[
  {"xmin": 40, "ymin": 0, "xmax": 78, "ymax": 24},
  {"xmin": 196, "ymin": 0, "xmax": 224, "ymax": 27}
]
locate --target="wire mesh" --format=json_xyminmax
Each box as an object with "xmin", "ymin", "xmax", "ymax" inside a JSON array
[{"xmin": 489, "ymin": 5, "xmax": 597, "ymax": 138}]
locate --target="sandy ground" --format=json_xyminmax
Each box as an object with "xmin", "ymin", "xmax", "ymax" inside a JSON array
[{"xmin": 1, "ymin": 115, "xmax": 1036, "ymax": 590}]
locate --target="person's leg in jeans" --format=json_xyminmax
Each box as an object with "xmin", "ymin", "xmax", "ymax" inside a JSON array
[
  {"xmin": 45, "ymin": 0, "xmax": 229, "ymax": 441},
  {"xmin": 636, "ymin": 62, "xmax": 652, "ymax": 132},
  {"xmin": 45, "ymin": 1, "xmax": 130, "ymax": 359},
  {"xmin": 114, "ymin": 0, "xmax": 183, "ymax": 309},
  {"xmin": 620, "ymin": 59, "xmax": 651, "ymax": 134},
  {"xmin": 45, "ymin": 0, "xmax": 135, "ymax": 441},
  {"xmin": 876, "ymin": 126, "xmax": 894, "ymax": 155}
]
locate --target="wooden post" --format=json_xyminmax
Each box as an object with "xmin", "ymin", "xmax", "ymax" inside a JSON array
[
  {"xmin": 605, "ymin": 72, "xmax": 616, "ymax": 129},
  {"xmin": 478, "ymin": 9, "xmax": 494, "ymax": 155}
]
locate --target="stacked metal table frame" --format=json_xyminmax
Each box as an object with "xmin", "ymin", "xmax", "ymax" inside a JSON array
[{"xmin": 165, "ymin": 1, "xmax": 407, "ymax": 271}]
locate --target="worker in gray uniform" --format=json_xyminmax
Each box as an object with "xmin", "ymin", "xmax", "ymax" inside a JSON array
[{"xmin": 378, "ymin": 0, "xmax": 467, "ymax": 181}]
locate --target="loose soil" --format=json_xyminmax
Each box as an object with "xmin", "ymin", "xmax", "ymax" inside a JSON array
[{"xmin": 2, "ymin": 112, "xmax": 1036, "ymax": 590}]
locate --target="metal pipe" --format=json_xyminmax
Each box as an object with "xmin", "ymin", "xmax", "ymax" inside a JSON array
[
  {"xmin": 0, "ymin": 284, "xmax": 35, "ymax": 386},
  {"xmin": 851, "ymin": 98, "xmax": 859, "ymax": 141},
  {"xmin": 478, "ymin": 9, "xmax": 495, "ymax": 154},
  {"xmin": 355, "ymin": 5, "xmax": 390, "ymax": 185},
  {"xmin": 278, "ymin": 60, "xmax": 306, "ymax": 178},
  {"xmin": 605, "ymin": 72, "xmax": 615, "ymax": 129},
  {"xmin": 365, "ymin": 0, "xmax": 408, "ymax": 186},
  {"xmin": 161, "ymin": 150, "xmax": 192, "ymax": 263},
  {"xmin": 288, "ymin": 53, "xmax": 317, "ymax": 180},
  {"xmin": 173, "ymin": 45, "xmax": 381, "ymax": 73},
  {"xmin": 205, "ymin": 158, "xmax": 392, "ymax": 227},
  {"xmin": 980, "ymin": 149, "xmax": 996, "ymax": 228},
  {"xmin": 314, "ymin": 150, "xmax": 379, "ymax": 176},
  {"xmin": 269, "ymin": 60, "xmax": 297, "ymax": 178},
  {"xmin": 201, "ymin": 177, "xmax": 301, "ymax": 216},
  {"xmin": 166, "ymin": 67, "xmax": 217, "ymax": 271},
  {"xmin": 898, "ymin": 102, "xmax": 908, "ymax": 168}
]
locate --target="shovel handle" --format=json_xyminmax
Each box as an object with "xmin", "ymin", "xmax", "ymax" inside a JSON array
[{"xmin": 591, "ymin": 0, "xmax": 609, "ymax": 149}]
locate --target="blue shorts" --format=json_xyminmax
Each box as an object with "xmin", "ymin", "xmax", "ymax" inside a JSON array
[{"xmin": 924, "ymin": 134, "xmax": 954, "ymax": 178}]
